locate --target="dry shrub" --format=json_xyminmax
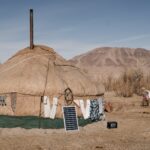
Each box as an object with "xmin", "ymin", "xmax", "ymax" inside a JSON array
[
  {"xmin": 113, "ymin": 70, "xmax": 134, "ymax": 97},
  {"xmin": 102, "ymin": 69, "xmax": 150, "ymax": 97},
  {"xmin": 102, "ymin": 75, "xmax": 113, "ymax": 91},
  {"xmin": 142, "ymin": 74, "xmax": 150, "ymax": 90},
  {"xmin": 114, "ymin": 69, "xmax": 150, "ymax": 97}
]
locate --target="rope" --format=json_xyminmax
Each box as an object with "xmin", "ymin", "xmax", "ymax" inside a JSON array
[{"xmin": 39, "ymin": 55, "xmax": 52, "ymax": 128}]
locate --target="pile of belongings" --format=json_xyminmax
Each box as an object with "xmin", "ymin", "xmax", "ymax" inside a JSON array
[{"xmin": 104, "ymin": 102, "xmax": 113, "ymax": 113}]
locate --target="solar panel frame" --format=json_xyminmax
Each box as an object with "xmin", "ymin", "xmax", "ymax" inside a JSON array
[{"xmin": 63, "ymin": 106, "xmax": 79, "ymax": 131}]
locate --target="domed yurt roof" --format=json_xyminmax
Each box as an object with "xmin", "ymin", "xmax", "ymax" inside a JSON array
[{"xmin": 0, "ymin": 45, "xmax": 104, "ymax": 98}]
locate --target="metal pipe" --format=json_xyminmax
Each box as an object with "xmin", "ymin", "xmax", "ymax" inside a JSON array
[{"xmin": 30, "ymin": 9, "xmax": 34, "ymax": 49}]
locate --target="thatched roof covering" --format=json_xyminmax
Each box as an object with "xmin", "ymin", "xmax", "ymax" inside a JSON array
[{"xmin": 0, "ymin": 45, "xmax": 104, "ymax": 97}]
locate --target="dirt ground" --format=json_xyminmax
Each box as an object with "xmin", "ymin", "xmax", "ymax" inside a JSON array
[{"xmin": 0, "ymin": 92, "xmax": 150, "ymax": 150}]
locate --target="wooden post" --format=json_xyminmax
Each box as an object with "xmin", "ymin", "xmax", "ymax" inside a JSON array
[
  {"xmin": 30, "ymin": 9, "xmax": 34, "ymax": 49},
  {"xmin": 38, "ymin": 96, "xmax": 43, "ymax": 128}
]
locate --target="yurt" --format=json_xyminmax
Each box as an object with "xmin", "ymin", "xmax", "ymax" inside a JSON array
[
  {"xmin": 0, "ymin": 10, "xmax": 105, "ymax": 128},
  {"xmin": 0, "ymin": 45, "xmax": 104, "ymax": 117}
]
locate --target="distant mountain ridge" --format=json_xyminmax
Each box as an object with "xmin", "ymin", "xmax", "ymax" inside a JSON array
[{"xmin": 69, "ymin": 47, "xmax": 150, "ymax": 80}]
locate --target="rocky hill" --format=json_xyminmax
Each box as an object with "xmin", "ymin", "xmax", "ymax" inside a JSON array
[{"xmin": 69, "ymin": 47, "xmax": 150, "ymax": 80}]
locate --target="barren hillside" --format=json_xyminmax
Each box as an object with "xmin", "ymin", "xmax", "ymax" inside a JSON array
[{"xmin": 69, "ymin": 47, "xmax": 150, "ymax": 80}]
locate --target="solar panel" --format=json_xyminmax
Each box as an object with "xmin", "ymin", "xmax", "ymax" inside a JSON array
[{"xmin": 63, "ymin": 106, "xmax": 79, "ymax": 131}]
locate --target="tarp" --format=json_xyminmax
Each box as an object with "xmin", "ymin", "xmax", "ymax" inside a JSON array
[{"xmin": 0, "ymin": 115, "xmax": 92, "ymax": 129}]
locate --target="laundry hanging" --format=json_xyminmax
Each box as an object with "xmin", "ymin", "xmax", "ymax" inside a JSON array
[
  {"xmin": 89, "ymin": 98, "xmax": 105, "ymax": 121},
  {"xmin": 43, "ymin": 96, "xmax": 58, "ymax": 119},
  {"xmin": 50, "ymin": 97, "xmax": 58, "ymax": 119},
  {"xmin": 43, "ymin": 96, "xmax": 51, "ymax": 118},
  {"xmin": 79, "ymin": 99, "xmax": 90, "ymax": 119}
]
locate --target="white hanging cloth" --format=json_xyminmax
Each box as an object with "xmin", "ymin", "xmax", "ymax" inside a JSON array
[
  {"xmin": 43, "ymin": 96, "xmax": 58, "ymax": 119},
  {"xmin": 43, "ymin": 96, "xmax": 51, "ymax": 118},
  {"xmin": 50, "ymin": 97, "xmax": 58, "ymax": 119},
  {"xmin": 79, "ymin": 99, "xmax": 90, "ymax": 119}
]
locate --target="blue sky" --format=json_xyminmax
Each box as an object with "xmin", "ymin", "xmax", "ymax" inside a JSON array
[{"xmin": 0, "ymin": 0, "xmax": 150, "ymax": 62}]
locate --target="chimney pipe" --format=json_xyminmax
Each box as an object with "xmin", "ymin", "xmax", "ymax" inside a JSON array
[{"xmin": 30, "ymin": 9, "xmax": 34, "ymax": 49}]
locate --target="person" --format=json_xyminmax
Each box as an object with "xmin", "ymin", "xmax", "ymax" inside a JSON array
[{"xmin": 142, "ymin": 90, "xmax": 149, "ymax": 106}]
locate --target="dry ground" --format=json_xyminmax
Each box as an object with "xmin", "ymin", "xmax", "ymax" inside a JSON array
[{"xmin": 0, "ymin": 92, "xmax": 150, "ymax": 150}]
